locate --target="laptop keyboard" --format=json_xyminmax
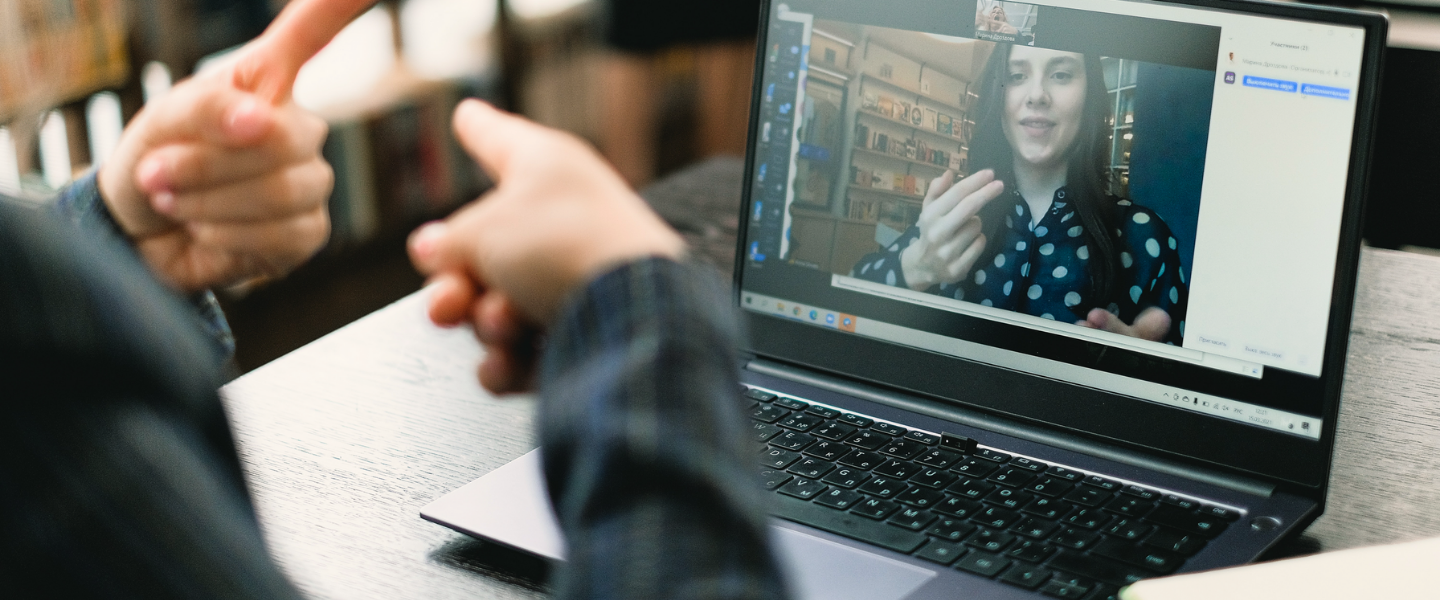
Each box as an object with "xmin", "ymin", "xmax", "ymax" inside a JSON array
[{"xmin": 745, "ymin": 386, "xmax": 1242, "ymax": 599}]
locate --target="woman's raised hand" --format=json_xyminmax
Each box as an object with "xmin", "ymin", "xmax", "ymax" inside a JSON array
[{"xmin": 899, "ymin": 169, "xmax": 1007, "ymax": 290}]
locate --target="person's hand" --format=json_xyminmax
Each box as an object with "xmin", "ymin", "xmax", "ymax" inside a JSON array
[
  {"xmin": 899, "ymin": 168, "xmax": 1005, "ymax": 291},
  {"xmin": 409, "ymin": 100, "xmax": 685, "ymax": 394},
  {"xmin": 1076, "ymin": 306, "xmax": 1172, "ymax": 342},
  {"xmin": 96, "ymin": 0, "xmax": 376, "ymax": 293}
]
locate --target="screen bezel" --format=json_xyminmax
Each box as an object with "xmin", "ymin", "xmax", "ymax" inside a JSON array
[{"xmin": 733, "ymin": 0, "xmax": 1386, "ymax": 492}]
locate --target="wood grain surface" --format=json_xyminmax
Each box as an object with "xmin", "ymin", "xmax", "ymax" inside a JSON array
[{"xmin": 221, "ymin": 158, "xmax": 1440, "ymax": 598}]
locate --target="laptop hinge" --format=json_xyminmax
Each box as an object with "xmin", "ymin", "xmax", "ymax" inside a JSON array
[{"xmin": 746, "ymin": 358, "xmax": 1277, "ymax": 498}]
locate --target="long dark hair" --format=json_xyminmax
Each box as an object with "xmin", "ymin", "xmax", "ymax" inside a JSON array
[{"xmin": 968, "ymin": 44, "xmax": 1120, "ymax": 302}]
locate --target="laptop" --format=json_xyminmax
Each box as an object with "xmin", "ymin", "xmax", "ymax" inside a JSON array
[{"xmin": 423, "ymin": 0, "xmax": 1386, "ymax": 598}]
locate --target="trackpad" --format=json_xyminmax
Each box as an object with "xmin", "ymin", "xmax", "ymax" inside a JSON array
[{"xmin": 771, "ymin": 526, "xmax": 936, "ymax": 600}]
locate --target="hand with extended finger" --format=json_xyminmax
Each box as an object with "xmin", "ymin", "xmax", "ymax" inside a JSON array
[
  {"xmin": 95, "ymin": 0, "xmax": 376, "ymax": 292},
  {"xmin": 899, "ymin": 169, "xmax": 1006, "ymax": 291},
  {"xmin": 409, "ymin": 100, "xmax": 686, "ymax": 394}
]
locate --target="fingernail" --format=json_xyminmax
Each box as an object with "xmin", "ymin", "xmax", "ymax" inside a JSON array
[
  {"xmin": 411, "ymin": 221, "xmax": 447, "ymax": 260},
  {"xmin": 137, "ymin": 157, "xmax": 167, "ymax": 193},
  {"xmin": 153, "ymin": 191, "xmax": 176, "ymax": 214},
  {"xmin": 226, "ymin": 97, "xmax": 267, "ymax": 141}
]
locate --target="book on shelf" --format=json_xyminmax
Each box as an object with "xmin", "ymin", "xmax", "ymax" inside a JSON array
[{"xmin": 0, "ymin": 0, "xmax": 129, "ymax": 122}]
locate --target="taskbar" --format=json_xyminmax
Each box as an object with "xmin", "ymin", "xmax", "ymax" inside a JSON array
[{"xmin": 740, "ymin": 291, "xmax": 1323, "ymax": 440}]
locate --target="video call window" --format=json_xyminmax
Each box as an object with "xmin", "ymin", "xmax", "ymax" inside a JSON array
[{"xmin": 784, "ymin": 19, "xmax": 1212, "ymax": 351}]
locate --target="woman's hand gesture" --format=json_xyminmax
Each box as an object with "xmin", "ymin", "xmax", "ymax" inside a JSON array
[{"xmin": 899, "ymin": 169, "xmax": 1006, "ymax": 291}]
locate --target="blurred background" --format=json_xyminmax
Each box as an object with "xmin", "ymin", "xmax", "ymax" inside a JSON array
[{"xmin": 0, "ymin": 0, "xmax": 759, "ymax": 372}]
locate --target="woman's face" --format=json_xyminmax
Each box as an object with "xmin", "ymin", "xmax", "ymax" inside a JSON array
[{"xmin": 1001, "ymin": 46, "xmax": 1088, "ymax": 171}]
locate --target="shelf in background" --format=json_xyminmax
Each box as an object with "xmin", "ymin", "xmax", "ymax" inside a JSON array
[
  {"xmin": 851, "ymin": 146, "xmax": 951, "ymax": 170},
  {"xmin": 849, "ymin": 184, "xmax": 924, "ymax": 202},
  {"xmin": 857, "ymin": 110, "xmax": 969, "ymax": 145},
  {"xmin": 860, "ymin": 73, "xmax": 968, "ymax": 113}
]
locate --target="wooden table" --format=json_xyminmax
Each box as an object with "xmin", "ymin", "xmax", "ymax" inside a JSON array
[{"xmin": 221, "ymin": 158, "xmax": 1440, "ymax": 599}]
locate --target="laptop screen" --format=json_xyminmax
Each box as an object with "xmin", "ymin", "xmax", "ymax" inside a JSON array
[{"xmin": 738, "ymin": 0, "xmax": 1370, "ymax": 442}]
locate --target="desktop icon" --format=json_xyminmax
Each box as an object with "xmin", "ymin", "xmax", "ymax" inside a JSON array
[
  {"xmin": 809, "ymin": 310, "xmax": 818, "ymax": 320},
  {"xmin": 1224, "ymin": 71, "xmax": 1236, "ymax": 84},
  {"xmin": 826, "ymin": 314, "xmax": 836, "ymax": 325},
  {"xmin": 839, "ymin": 314, "xmax": 857, "ymax": 333}
]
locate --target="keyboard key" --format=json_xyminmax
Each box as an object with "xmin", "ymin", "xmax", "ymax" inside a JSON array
[
  {"xmin": 851, "ymin": 497, "xmax": 901, "ymax": 520},
  {"xmin": 986, "ymin": 487, "xmax": 1034, "ymax": 510},
  {"xmin": 744, "ymin": 388, "xmax": 777, "ymax": 402},
  {"xmin": 810, "ymin": 421, "xmax": 856, "ymax": 441},
  {"xmin": 1143, "ymin": 526, "xmax": 1207, "ymax": 556},
  {"xmin": 838, "ymin": 413, "xmax": 874, "ymax": 427},
  {"xmin": 1063, "ymin": 486, "xmax": 1112, "ymax": 507},
  {"xmin": 1064, "ymin": 508, "xmax": 1112, "ymax": 530},
  {"xmin": 934, "ymin": 495, "xmax": 983, "ymax": 519},
  {"xmin": 1012, "ymin": 517, "xmax": 1060, "ymax": 539},
  {"xmin": 887, "ymin": 507, "xmax": 937, "ymax": 531},
  {"xmin": 805, "ymin": 405, "xmax": 841, "ymax": 419},
  {"xmin": 1038, "ymin": 579, "xmax": 1091, "ymax": 599},
  {"xmin": 915, "ymin": 448, "xmax": 961, "ymax": 469},
  {"xmin": 1000, "ymin": 562, "xmax": 1053, "ymax": 590},
  {"xmin": 1046, "ymin": 550, "xmax": 1149, "ymax": 586},
  {"xmin": 759, "ymin": 448, "xmax": 802, "ymax": 469},
  {"xmin": 858, "ymin": 476, "xmax": 908, "ymax": 499},
  {"xmin": 1121, "ymin": 485, "xmax": 1159, "ymax": 501},
  {"xmin": 873, "ymin": 459, "xmax": 920, "ymax": 480},
  {"xmin": 975, "ymin": 448, "xmax": 1012, "ymax": 463},
  {"xmin": 838, "ymin": 450, "xmax": 886, "ymax": 470},
  {"xmin": 1051, "ymin": 526, "xmax": 1099, "ymax": 550},
  {"xmin": 946, "ymin": 477, "xmax": 996, "ymax": 500},
  {"xmin": 965, "ymin": 528, "xmax": 1016, "ymax": 553},
  {"xmin": 976, "ymin": 506, "xmax": 1022, "ymax": 529},
  {"xmin": 814, "ymin": 488, "xmax": 864, "ymax": 510},
  {"xmin": 1044, "ymin": 465, "xmax": 1083, "ymax": 481},
  {"xmin": 1083, "ymin": 475, "xmax": 1120, "ymax": 490},
  {"xmin": 1006, "ymin": 540, "xmax": 1056, "ymax": 563},
  {"xmin": 770, "ymin": 431, "xmax": 816, "ymax": 452},
  {"xmin": 952, "ymin": 458, "xmax": 999, "ymax": 479},
  {"xmin": 954, "ymin": 551, "xmax": 1011, "ymax": 577},
  {"xmin": 845, "ymin": 430, "xmax": 891, "ymax": 451},
  {"xmin": 821, "ymin": 467, "xmax": 869, "ymax": 489},
  {"xmin": 750, "ymin": 404, "xmax": 789, "ymax": 423},
  {"xmin": 777, "ymin": 413, "xmax": 823, "ymax": 432},
  {"xmin": 1026, "ymin": 477, "xmax": 1075, "ymax": 498},
  {"xmin": 1144, "ymin": 504, "xmax": 1228, "ymax": 538},
  {"xmin": 989, "ymin": 468, "xmax": 1038, "ymax": 488},
  {"xmin": 1160, "ymin": 494, "xmax": 1200, "ymax": 511},
  {"xmin": 895, "ymin": 486, "xmax": 944, "ymax": 509},
  {"xmin": 872, "ymin": 422, "xmax": 907, "ymax": 436},
  {"xmin": 1084, "ymin": 584, "xmax": 1120, "ymax": 600},
  {"xmin": 751, "ymin": 422, "xmax": 783, "ymax": 443},
  {"xmin": 1200, "ymin": 505, "xmax": 1241, "ymax": 522},
  {"xmin": 939, "ymin": 433, "xmax": 979, "ymax": 454},
  {"xmin": 1024, "ymin": 497, "xmax": 1074, "ymax": 520},
  {"xmin": 910, "ymin": 468, "xmax": 959, "ymax": 489},
  {"xmin": 759, "ymin": 469, "xmax": 793, "ymax": 490},
  {"xmin": 1091, "ymin": 537, "xmax": 1181, "ymax": 574},
  {"xmin": 771, "ymin": 493, "xmax": 925, "ymax": 553},
  {"xmin": 915, "ymin": 539, "xmax": 967, "ymax": 565},
  {"xmin": 927, "ymin": 517, "xmax": 975, "ymax": 541},
  {"xmin": 778, "ymin": 477, "xmax": 827, "ymax": 500},
  {"xmin": 787, "ymin": 458, "xmax": 836, "ymax": 479},
  {"xmin": 774, "ymin": 397, "xmax": 809, "ymax": 410},
  {"xmin": 1104, "ymin": 496, "xmax": 1155, "ymax": 518},
  {"xmin": 1010, "ymin": 457, "xmax": 1048, "ymax": 472},
  {"xmin": 1104, "ymin": 518, "xmax": 1153, "ymax": 541},
  {"xmin": 879, "ymin": 439, "xmax": 927, "ymax": 460},
  {"xmin": 803, "ymin": 440, "xmax": 851, "ymax": 462},
  {"xmin": 904, "ymin": 430, "xmax": 940, "ymax": 445}
]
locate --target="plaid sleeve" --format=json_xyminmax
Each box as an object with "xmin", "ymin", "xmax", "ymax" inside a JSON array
[
  {"xmin": 537, "ymin": 258, "xmax": 789, "ymax": 600},
  {"xmin": 51, "ymin": 172, "xmax": 235, "ymax": 358}
]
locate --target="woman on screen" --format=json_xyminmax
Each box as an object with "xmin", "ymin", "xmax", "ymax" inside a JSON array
[{"xmin": 852, "ymin": 43, "xmax": 1189, "ymax": 344}]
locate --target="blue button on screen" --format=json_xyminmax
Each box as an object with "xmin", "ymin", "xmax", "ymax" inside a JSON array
[
  {"xmin": 1300, "ymin": 84, "xmax": 1350, "ymax": 100},
  {"xmin": 1242, "ymin": 75, "xmax": 1297, "ymax": 93}
]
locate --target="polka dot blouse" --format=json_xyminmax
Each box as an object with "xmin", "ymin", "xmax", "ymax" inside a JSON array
[{"xmin": 852, "ymin": 186, "xmax": 1190, "ymax": 345}]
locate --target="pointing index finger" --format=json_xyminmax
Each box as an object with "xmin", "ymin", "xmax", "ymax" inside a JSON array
[{"xmin": 232, "ymin": 0, "xmax": 378, "ymax": 103}]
